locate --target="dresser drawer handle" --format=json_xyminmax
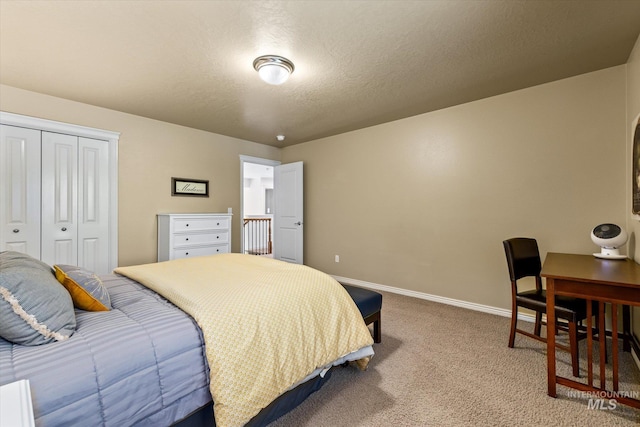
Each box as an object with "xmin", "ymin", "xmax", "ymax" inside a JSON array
[
  {"xmin": 185, "ymin": 252, "xmax": 189, "ymax": 256},
  {"xmin": 217, "ymin": 222, "xmax": 220, "ymax": 226},
  {"xmin": 13, "ymin": 229, "xmax": 19, "ymax": 233},
  {"xmin": 185, "ymin": 238, "xmax": 189, "ymax": 241},
  {"xmin": 186, "ymin": 224, "xmax": 189, "ymax": 227},
  {"xmin": 217, "ymin": 236, "xmax": 219, "ymax": 239}
]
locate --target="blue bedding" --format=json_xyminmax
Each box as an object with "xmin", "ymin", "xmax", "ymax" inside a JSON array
[{"xmin": 0, "ymin": 274, "xmax": 211, "ymax": 426}]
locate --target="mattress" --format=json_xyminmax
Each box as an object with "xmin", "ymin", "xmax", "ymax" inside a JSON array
[{"xmin": 0, "ymin": 274, "xmax": 211, "ymax": 426}]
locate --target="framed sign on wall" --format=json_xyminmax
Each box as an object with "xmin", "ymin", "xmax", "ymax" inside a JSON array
[
  {"xmin": 632, "ymin": 113, "xmax": 640, "ymax": 217},
  {"xmin": 171, "ymin": 177, "xmax": 209, "ymax": 197}
]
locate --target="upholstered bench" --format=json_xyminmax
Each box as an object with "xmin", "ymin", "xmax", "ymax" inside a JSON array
[{"xmin": 340, "ymin": 283, "xmax": 382, "ymax": 343}]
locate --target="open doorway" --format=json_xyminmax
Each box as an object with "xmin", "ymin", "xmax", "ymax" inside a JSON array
[{"xmin": 240, "ymin": 156, "xmax": 280, "ymax": 256}]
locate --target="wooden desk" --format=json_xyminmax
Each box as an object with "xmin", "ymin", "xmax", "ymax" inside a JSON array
[{"xmin": 541, "ymin": 252, "xmax": 640, "ymax": 408}]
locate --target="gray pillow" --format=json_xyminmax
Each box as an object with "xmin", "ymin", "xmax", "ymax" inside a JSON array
[
  {"xmin": 0, "ymin": 251, "xmax": 76, "ymax": 346},
  {"xmin": 0, "ymin": 250, "xmax": 54, "ymax": 272}
]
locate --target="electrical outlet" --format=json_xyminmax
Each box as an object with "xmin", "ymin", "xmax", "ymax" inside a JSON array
[{"xmin": 335, "ymin": 255, "xmax": 340, "ymax": 263}]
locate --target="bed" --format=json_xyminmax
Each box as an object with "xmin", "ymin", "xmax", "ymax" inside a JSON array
[{"xmin": 0, "ymin": 251, "xmax": 374, "ymax": 426}]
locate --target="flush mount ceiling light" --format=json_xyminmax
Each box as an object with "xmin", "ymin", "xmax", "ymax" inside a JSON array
[{"xmin": 253, "ymin": 55, "xmax": 295, "ymax": 85}]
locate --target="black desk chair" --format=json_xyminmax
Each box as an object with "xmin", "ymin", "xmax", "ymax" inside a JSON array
[{"xmin": 503, "ymin": 237, "xmax": 595, "ymax": 377}]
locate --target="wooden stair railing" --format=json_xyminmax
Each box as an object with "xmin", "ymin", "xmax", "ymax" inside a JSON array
[{"xmin": 243, "ymin": 218, "xmax": 272, "ymax": 255}]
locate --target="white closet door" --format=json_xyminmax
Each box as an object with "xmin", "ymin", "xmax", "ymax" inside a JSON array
[
  {"xmin": 77, "ymin": 137, "xmax": 109, "ymax": 273},
  {"xmin": 41, "ymin": 132, "xmax": 78, "ymax": 267},
  {"xmin": 0, "ymin": 125, "xmax": 41, "ymax": 258}
]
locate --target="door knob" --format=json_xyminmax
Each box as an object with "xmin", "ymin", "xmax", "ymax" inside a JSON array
[
  {"xmin": 295, "ymin": 221, "xmax": 302, "ymax": 226},
  {"xmin": 61, "ymin": 227, "xmax": 67, "ymax": 231}
]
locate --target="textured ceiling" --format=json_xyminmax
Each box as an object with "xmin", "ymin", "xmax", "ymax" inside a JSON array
[{"xmin": 1, "ymin": 1, "xmax": 640, "ymax": 147}]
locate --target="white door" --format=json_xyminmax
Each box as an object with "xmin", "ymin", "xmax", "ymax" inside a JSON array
[
  {"xmin": 78, "ymin": 137, "xmax": 110, "ymax": 273},
  {"xmin": 0, "ymin": 125, "xmax": 41, "ymax": 258},
  {"xmin": 41, "ymin": 133, "xmax": 111, "ymax": 272},
  {"xmin": 274, "ymin": 161, "xmax": 303, "ymax": 264},
  {"xmin": 41, "ymin": 131, "xmax": 78, "ymax": 267},
  {"xmin": 0, "ymin": 111, "xmax": 119, "ymax": 273}
]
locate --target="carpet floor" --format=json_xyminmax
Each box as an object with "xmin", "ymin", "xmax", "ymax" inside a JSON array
[{"xmin": 270, "ymin": 291, "xmax": 640, "ymax": 426}]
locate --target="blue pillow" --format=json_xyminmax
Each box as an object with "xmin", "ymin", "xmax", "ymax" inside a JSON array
[
  {"xmin": 0, "ymin": 251, "xmax": 76, "ymax": 346},
  {"xmin": 54, "ymin": 264, "xmax": 111, "ymax": 311}
]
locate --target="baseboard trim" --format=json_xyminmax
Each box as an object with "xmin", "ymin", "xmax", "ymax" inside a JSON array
[
  {"xmin": 333, "ymin": 275, "xmax": 640, "ymax": 371},
  {"xmin": 331, "ymin": 275, "xmax": 535, "ymax": 323}
]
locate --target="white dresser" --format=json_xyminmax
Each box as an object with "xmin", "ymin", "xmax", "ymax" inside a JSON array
[{"xmin": 157, "ymin": 213, "xmax": 232, "ymax": 262}]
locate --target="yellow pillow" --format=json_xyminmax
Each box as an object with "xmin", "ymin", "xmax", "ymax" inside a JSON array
[{"xmin": 54, "ymin": 265, "xmax": 111, "ymax": 311}]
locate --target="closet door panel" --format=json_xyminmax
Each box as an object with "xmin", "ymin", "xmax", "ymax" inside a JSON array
[
  {"xmin": 78, "ymin": 137, "xmax": 109, "ymax": 273},
  {"xmin": 53, "ymin": 239, "xmax": 75, "ymax": 265},
  {"xmin": 41, "ymin": 132, "xmax": 78, "ymax": 267},
  {"xmin": 0, "ymin": 125, "xmax": 41, "ymax": 258},
  {"xmin": 1, "ymin": 112, "xmax": 118, "ymax": 272}
]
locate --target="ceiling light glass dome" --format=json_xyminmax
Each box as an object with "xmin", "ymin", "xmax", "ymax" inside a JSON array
[{"xmin": 253, "ymin": 55, "xmax": 295, "ymax": 85}]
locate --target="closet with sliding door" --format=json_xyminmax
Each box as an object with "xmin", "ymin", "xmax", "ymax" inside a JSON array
[{"xmin": 0, "ymin": 112, "xmax": 119, "ymax": 274}]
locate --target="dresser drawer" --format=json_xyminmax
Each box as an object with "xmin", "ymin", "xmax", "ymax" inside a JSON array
[
  {"xmin": 173, "ymin": 231, "xmax": 228, "ymax": 248},
  {"xmin": 173, "ymin": 245, "xmax": 229, "ymax": 259},
  {"xmin": 173, "ymin": 217, "xmax": 230, "ymax": 233}
]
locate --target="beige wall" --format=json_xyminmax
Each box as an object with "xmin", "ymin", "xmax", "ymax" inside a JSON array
[
  {"xmin": 626, "ymin": 34, "xmax": 640, "ymax": 340},
  {"xmin": 282, "ymin": 66, "xmax": 627, "ymax": 310},
  {"xmin": 0, "ymin": 58, "xmax": 633, "ymax": 313},
  {"xmin": 0, "ymin": 84, "xmax": 281, "ymax": 266}
]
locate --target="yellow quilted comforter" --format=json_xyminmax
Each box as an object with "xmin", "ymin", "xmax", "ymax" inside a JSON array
[{"xmin": 114, "ymin": 253, "xmax": 373, "ymax": 427}]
